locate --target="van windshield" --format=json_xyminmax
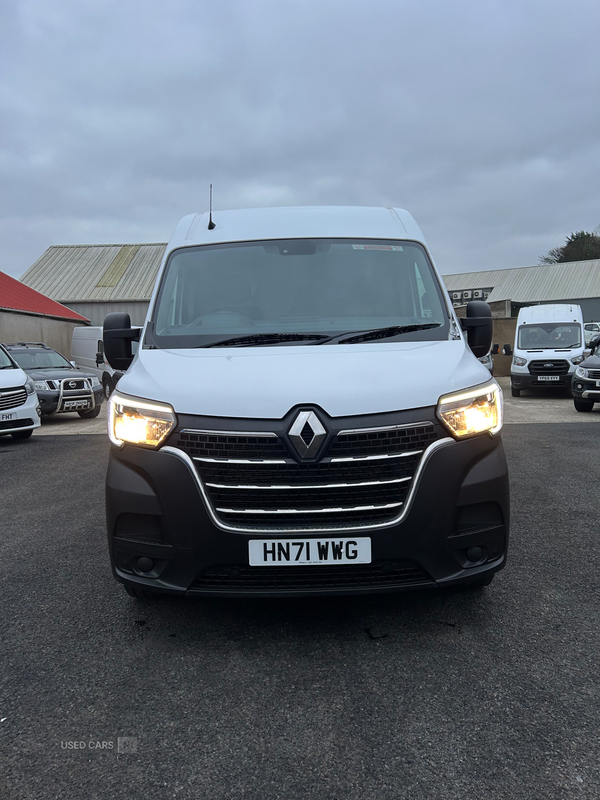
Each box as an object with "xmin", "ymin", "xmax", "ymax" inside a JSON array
[
  {"xmin": 0, "ymin": 347, "xmax": 16, "ymax": 369},
  {"xmin": 517, "ymin": 323, "xmax": 582, "ymax": 349},
  {"xmin": 150, "ymin": 239, "xmax": 450, "ymax": 348}
]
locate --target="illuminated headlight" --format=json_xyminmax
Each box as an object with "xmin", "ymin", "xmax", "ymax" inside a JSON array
[
  {"xmin": 89, "ymin": 377, "xmax": 101, "ymax": 388},
  {"xmin": 575, "ymin": 366, "xmax": 589, "ymax": 379},
  {"xmin": 437, "ymin": 382, "xmax": 503, "ymax": 439},
  {"xmin": 513, "ymin": 356, "xmax": 527, "ymax": 367},
  {"xmin": 33, "ymin": 380, "xmax": 49, "ymax": 391},
  {"xmin": 108, "ymin": 393, "xmax": 176, "ymax": 448}
]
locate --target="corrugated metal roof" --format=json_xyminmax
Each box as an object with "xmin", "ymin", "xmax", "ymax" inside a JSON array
[
  {"xmin": 0, "ymin": 271, "xmax": 89, "ymax": 321},
  {"xmin": 20, "ymin": 243, "xmax": 167, "ymax": 302},
  {"xmin": 443, "ymin": 259, "xmax": 600, "ymax": 303}
]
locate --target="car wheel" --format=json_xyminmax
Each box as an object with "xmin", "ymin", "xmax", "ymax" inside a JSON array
[
  {"xmin": 77, "ymin": 406, "xmax": 102, "ymax": 419},
  {"xmin": 511, "ymin": 385, "xmax": 521, "ymax": 397},
  {"xmin": 103, "ymin": 378, "xmax": 112, "ymax": 400},
  {"xmin": 11, "ymin": 429, "xmax": 33, "ymax": 440},
  {"xmin": 574, "ymin": 398, "xmax": 594, "ymax": 412},
  {"xmin": 124, "ymin": 583, "xmax": 157, "ymax": 599}
]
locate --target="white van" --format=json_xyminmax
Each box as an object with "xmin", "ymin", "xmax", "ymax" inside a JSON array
[
  {"xmin": 507, "ymin": 304, "xmax": 585, "ymax": 397},
  {"xmin": 0, "ymin": 344, "xmax": 41, "ymax": 440},
  {"xmin": 103, "ymin": 206, "xmax": 509, "ymax": 599},
  {"xmin": 72, "ymin": 326, "xmax": 121, "ymax": 399}
]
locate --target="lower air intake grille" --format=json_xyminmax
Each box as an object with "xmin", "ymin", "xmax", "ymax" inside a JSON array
[
  {"xmin": 191, "ymin": 560, "xmax": 433, "ymax": 591},
  {"xmin": 0, "ymin": 418, "xmax": 33, "ymax": 431}
]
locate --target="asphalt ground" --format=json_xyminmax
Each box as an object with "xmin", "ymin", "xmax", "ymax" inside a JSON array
[{"xmin": 1, "ymin": 400, "xmax": 600, "ymax": 799}]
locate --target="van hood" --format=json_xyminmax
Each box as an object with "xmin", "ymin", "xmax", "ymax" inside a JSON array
[
  {"xmin": 117, "ymin": 341, "xmax": 492, "ymax": 419},
  {"xmin": 0, "ymin": 366, "xmax": 27, "ymax": 389}
]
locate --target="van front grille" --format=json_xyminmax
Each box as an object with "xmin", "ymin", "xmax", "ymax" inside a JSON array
[
  {"xmin": 528, "ymin": 360, "xmax": 570, "ymax": 375},
  {"xmin": 0, "ymin": 387, "xmax": 27, "ymax": 411},
  {"xmin": 175, "ymin": 421, "xmax": 440, "ymax": 531}
]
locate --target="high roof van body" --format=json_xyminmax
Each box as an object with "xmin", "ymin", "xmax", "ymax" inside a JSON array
[
  {"xmin": 509, "ymin": 304, "xmax": 585, "ymax": 397},
  {"xmin": 103, "ymin": 206, "xmax": 509, "ymax": 598}
]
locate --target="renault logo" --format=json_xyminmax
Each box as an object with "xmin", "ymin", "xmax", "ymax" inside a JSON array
[{"xmin": 288, "ymin": 410, "xmax": 326, "ymax": 459}]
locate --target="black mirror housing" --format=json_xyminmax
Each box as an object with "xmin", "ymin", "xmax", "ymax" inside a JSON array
[
  {"xmin": 103, "ymin": 312, "xmax": 140, "ymax": 370},
  {"xmin": 459, "ymin": 301, "xmax": 493, "ymax": 359},
  {"xmin": 503, "ymin": 344, "xmax": 513, "ymax": 356},
  {"xmin": 491, "ymin": 343, "xmax": 499, "ymax": 355}
]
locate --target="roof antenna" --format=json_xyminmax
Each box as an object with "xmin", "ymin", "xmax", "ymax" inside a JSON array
[{"xmin": 208, "ymin": 184, "xmax": 216, "ymax": 230}]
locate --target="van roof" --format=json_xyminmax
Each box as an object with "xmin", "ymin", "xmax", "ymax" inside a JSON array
[
  {"xmin": 167, "ymin": 206, "xmax": 427, "ymax": 252},
  {"xmin": 516, "ymin": 304, "xmax": 583, "ymax": 324}
]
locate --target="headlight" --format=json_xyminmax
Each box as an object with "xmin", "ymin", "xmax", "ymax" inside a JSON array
[
  {"xmin": 437, "ymin": 382, "xmax": 503, "ymax": 439},
  {"xmin": 89, "ymin": 377, "xmax": 101, "ymax": 388},
  {"xmin": 575, "ymin": 366, "xmax": 589, "ymax": 378},
  {"xmin": 512, "ymin": 356, "xmax": 527, "ymax": 367},
  {"xmin": 108, "ymin": 393, "xmax": 176, "ymax": 448},
  {"xmin": 571, "ymin": 355, "xmax": 584, "ymax": 365},
  {"xmin": 25, "ymin": 377, "xmax": 37, "ymax": 394}
]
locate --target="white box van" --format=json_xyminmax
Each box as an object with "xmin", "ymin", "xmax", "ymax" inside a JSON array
[
  {"xmin": 72, "ymin": 326, "xmax": 121, "ymax": 399},
  {"xmin": 103, "ymin": 206, "xmax": 509, "ymax": 599},
  {"xmin": 507, "ymin": 304, "xmax": 585, "ymax": 397}
]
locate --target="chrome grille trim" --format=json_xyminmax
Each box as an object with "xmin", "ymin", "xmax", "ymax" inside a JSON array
[
  {"xmin": 205, "ymin": 476, "xmax": 412, "ymax": 490},
  {"xmin": 330, "ymin": 449, "xmax": 423, "ymax": 463},
  {"xmin": 0, "ymin": 387, "xmax": 28, "ymax": 410},
  {"xmin": 337, "ymin": 421, "xmax": 435, "ymax": 436},
  {"xmin": 216, "ymin": 503, "xmax": 403, "ymax": 515},
  {"xmin": 182, "ymin": 428, "xmax": 278, "ymax": 438},
  {"xmin": 194, "ymin": 456, "xmax": 288, "ymax": 464},
  {"xmin": 161, "ymin": 436, "xmax": 455, "ymax": 534}
]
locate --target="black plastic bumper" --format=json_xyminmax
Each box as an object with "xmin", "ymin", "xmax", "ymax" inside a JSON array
[
  {"xmin": 106, "ymin": 432, "xmax": 510, "ymax": 597},
  {"xmin": 511, "ymin": 372, "xmax": 572, "ymax": 390},
  {"xmin": 571, "ymin": 376, "xmax": 600, "ymax": 402}
]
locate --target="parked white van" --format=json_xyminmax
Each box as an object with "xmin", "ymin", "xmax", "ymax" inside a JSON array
[
  {"xmin": 72, "ymin": 326, "xmax": 121, "ymax": 399},
  {"xmin": 0, "ymin": 343, "xmax": 41, "ymax": 440},
  {"xmin": 506, "ymin": 304, "xmax": 585, "ymax": 397},
  {"xmin": 103, "ymin": 206, "xmax": 510, "ymax": 599}
]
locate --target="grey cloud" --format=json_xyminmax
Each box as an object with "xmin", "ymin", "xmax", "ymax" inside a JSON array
[{"xmin": 1, "ymin": 0, "xmax": 600, "ymax": 276}]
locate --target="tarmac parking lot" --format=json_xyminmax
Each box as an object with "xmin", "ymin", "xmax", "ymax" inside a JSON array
[{"xmin": 2, "ymin": 381, "xmax": 600, "ymax": 799}]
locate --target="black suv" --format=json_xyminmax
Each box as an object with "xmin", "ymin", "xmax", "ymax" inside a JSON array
[
  {"xmin": 572, "ymin": 336, "xmax": 600, "ymax": 412},
  {"xmin": 3, "ymin": 343, "xmax": 103, "ymax": 418}
]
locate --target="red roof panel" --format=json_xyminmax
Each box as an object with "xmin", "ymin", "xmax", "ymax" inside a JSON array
[{"xmin": 0, "ymin": 271, "xmax": 89, "ymax": 322}]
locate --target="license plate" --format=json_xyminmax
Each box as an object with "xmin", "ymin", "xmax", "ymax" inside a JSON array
[
  {"xmin": 63, "ymin": 400, "xmax": 91, "ymax": 410},
  {"xmin": 537, "ymin": 376, "xmax": 560, "ymax": 382},
  {"xmin": 0, "ymin": 412, "xmax": 16, "ymax": 421},
  {"xmin": 249, "ymin": 537, "xmax": 372, "ymax": 566}
]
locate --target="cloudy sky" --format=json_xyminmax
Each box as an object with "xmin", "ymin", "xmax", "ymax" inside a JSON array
[{"xmin": 1, "ymin": 0, "xmax": 599, "ymax": 279}]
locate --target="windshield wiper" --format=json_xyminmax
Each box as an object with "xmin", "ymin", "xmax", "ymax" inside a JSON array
[
  {"xmin": 203, "ymin": 333, "xmax": 330, "ymax": 348},
  {"xmin": 319, "ymin": 323, "xmax": 441, "ymax": 345}
]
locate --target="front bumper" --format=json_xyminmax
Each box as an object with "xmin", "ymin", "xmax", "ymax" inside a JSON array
[
  {"xmin": 0, "ymin": 392, "xmax": 41, "ymax": 435},
  {"xmin": 571, "ymin": 376, "xmax": 600, "ymax": 402},
  {"xmin": 38, "ymin": 386, "xmax": 103, "ymax": 415},
  {"xmin": 511, "ymin": 371, "xmax": 573, "ymax": 390},
  {"xmin": 106, "ymin": 432, "xmax": 510, "ymax": 597}
]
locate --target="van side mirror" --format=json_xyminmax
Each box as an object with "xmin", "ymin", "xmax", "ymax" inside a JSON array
[
  {"xmin": 491, "ymin": 343, "xmax": 499, "ymax": 355},
  {"xmin": 459, "ymin": 301, "xmax": 493, "ymax": 358},
  {"xmin": 590, "ymin": 336, "xmax": 600, "ymax": 352},
  {"xmin": 103, "ymin": 312, "xmax": 140, "ymax": 370},
  {"xmin": 503, "ymin": 344, "xmax": 513, "ymax": 356}
]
